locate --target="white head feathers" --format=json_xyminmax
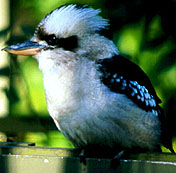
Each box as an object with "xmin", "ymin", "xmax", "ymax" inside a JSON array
[{"xmin": 38, "ymin": 4, "xmax": 109, "ymax": 37}]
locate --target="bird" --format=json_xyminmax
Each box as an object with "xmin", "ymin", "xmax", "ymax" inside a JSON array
[{"xmin": 2, "ymin": 4, "xmax": 174, "ymax": 159}]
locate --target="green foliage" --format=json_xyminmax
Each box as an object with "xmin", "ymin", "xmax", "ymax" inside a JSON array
[
  {"xmin": 23, "ymin": 131, "xmax": 73, "ymax": 147},
  {"xmin": 10, "ymin": 57, "xmax": 48, "ymax": 116}
]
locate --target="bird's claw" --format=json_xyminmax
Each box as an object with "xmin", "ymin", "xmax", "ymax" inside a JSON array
[
  {"xmin": 80, "ymin": 149, "xmax": 87, "ymax": 165},
  {"xmin": 111, "ymin": 150, "xmax": 125, "ymax": 169}
]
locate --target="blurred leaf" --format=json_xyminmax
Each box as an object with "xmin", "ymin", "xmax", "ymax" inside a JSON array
[
  {"xmin": 21, "ymin": 58, "xmax": 48, "ymax": 115},
  {"xmin": 117, "ymin": 22, "xmax": 144, "ymax": 57},
  {"xmin": 0, "ymin": 27, "xmax": 10, "ymax": 37},
  {"xmin": 157, "ymin": 50, "xmax": 176, "ymax": 72},
  {"xmin": 143, "ymin": 35, "xmax": 168, "ymax": 50},
  {"xmin": 6, "ymin": 87, "xmax": 20, "ymax": 105},
  {"xmin": 21, "ymin": 25, "xmax": 35, "ymax": 38},
  {"xmin": 0, "ymin": 67, "xmax": 10, "ymax": 76}
]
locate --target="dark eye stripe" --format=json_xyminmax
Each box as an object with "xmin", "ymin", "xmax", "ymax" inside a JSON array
[
  {"xmin": 58, "ymin": 36, "xmax": 78, "ymax": 51},
  {"xmin": 44, "ymin": 35, "xmax": 78, "ymax": 51},
  {"xmin": 35, "ymin": 26, "xmax": 78, "ymax": 51}
]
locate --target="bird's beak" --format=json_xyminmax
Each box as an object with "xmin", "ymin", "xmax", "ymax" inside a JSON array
[{"xmin": 1, "ymin": 40, "xmax": 46, "ymax": 56}]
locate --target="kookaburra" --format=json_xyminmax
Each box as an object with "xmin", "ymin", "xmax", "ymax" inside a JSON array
[{"xmin": 2, "ymin": 4, "xmax": 174, "ymax": 159}]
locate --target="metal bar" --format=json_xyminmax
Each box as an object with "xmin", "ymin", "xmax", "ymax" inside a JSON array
[{"xmin": 0, "ymin": 144, "xmax": 176, "ymax": 173}]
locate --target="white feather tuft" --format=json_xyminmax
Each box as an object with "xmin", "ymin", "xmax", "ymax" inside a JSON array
[{"xmin": 40, "ymin": 4, "xmax": 109, "ymax": 36}]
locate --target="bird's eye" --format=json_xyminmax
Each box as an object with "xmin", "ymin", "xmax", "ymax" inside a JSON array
[{"xmin": 45, "ymin": 34, "xmax": 59, "ymax": 46}]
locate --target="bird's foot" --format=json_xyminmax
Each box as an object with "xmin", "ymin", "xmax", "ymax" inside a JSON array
[
  {"xmin": 111, "ymin": 150, "xmax": 125, "ymax": 169},
  {"xmin": 79, "ymin": 149, "xmax": 87, "ymax": 165}
]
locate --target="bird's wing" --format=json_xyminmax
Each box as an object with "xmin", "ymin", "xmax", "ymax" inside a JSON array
[
  {"xmin": 96, "ymin": 54, "xmax": 162, "ymax": 115},
  {"xmin": 97, "ymin": 55, "xmax": 174, "ymax": 152}
]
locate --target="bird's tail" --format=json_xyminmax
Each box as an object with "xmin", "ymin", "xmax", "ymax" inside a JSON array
[{"xmin": 159, "ymin": 109, "xmax": 175, "ymax": 153}]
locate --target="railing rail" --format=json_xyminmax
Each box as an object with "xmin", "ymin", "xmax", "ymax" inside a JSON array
[{"xmin": 0, "ymin": 143, "xmax": 176, "ymax": 173}]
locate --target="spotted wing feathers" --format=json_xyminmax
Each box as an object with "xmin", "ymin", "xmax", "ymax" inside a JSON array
[{"xmin": 97, "ymin": 55, "xmax": 162, "ymax": 116}]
